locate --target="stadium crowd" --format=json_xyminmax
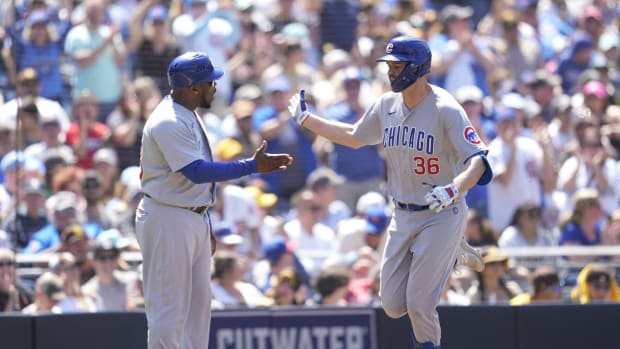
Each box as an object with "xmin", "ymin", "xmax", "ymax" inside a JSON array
[{"xmin": 0, "ymin": 0, "xmax": 620, "ymax": 313}]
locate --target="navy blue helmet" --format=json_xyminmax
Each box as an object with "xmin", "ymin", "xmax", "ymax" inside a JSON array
[{"xmin": 377, "ymin": 36, "xmax": 431, "ymax": 92}]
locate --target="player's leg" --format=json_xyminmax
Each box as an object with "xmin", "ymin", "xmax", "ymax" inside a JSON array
[
  {"xmin": 136, "ymin": 199, "xmax": 205, "ymax": 349},
  {"xmin": 183, "ymin": 215, "xmax": 213, "ymax": 349},
  {"xmin": 456, "ymin": 237, "xmax": 484, "ymax": 272},
  {"xmin": 378, "ymin": 211, "xmax": 414, "ymax": 318},
  {"xmin": 412, "ymin": 330, "xmax": 441, "ymax": 349},
  {"xmin": 405, "ymin": 202, "xmax": 467, "ymax": 347}
]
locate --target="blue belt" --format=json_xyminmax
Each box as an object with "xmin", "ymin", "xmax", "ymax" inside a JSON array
[
  {"xmin": 144, "ymin": 194, "xmax": 210, "ymax": 216},
  {"xmin": 393, "ymin": 199, "xmax": 429, "ymax": 212}
]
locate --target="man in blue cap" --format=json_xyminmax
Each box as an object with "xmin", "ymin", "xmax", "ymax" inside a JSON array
[{"xmin": 135, "ymin": 52, "xmax": 292, "ymax": 349}]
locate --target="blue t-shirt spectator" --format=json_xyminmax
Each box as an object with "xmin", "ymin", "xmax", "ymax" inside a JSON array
[
  {"xmin": 319, "ymin": 0, "xmax": 359, "ymax": 52},
  {"xmin": 324, "ymin": 102, "xmax": 384, "ymax": 182},
  {"xmin": 559, "ymin": 221, "xmax": 603, "ymax": 246},
  {"xmin": 252, "ymin": 105, "xmax": 317, "ymax": 199},
  {"xmin": 10, "ymin": 10, "xmax": 70, "ymax": 101},
  {"xmin": 25, "ymin": 222, "xmax": 101, "ymax": 254},
  {"xmin": 556, "ymin": 37, "xmax": 593, "ymax": 94}
]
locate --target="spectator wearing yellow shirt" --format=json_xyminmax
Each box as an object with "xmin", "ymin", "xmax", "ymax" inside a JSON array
[
  {"xmin": 571, "ymin": 264, "xmax": 620, "ymax": 304},
  {"xmin": 510, "ymin": 266, "xmax": 562, "ymax": 305}
]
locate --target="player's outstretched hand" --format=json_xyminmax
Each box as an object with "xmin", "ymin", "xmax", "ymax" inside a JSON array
[
  {"xmin": 253, "ymin": 140, "xmax": 293, "ymax": 173},
  {"xmin": 288, "ymin": 90, "xmax": 310, "ymax": 125},
  {"xmin": 424, "ymin": 183, "xmax": 459, "ymax": 213}
]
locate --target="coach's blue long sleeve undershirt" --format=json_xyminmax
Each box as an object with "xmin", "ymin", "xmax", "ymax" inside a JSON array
[{"xmin": 180, "ymin": 159, "xmax": 257, "ymax": 183}]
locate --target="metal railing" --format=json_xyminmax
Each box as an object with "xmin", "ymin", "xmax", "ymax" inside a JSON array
[{"xmin": 13, "ymin": 246, "xmax": 620, "ymax": 280}]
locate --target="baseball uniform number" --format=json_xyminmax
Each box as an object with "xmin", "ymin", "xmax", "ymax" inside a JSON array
[{"xmin": 412, "ymin": 156, "xmax": 440, "ymax": 174}]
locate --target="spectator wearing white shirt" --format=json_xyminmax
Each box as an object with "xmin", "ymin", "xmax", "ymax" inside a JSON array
[
  {"xmin": 211, "ymin": 250, "xmax": 265, "ymax": 308},
  {"xmin": 284, "ymin": 189, "xmax": 336, "ymax": 275},
  {"xmin": 22, "ymin": 272, "xmax": 65, "ymax": 314},
  {"xmin": 0, "ymin": 68, "xmax": 71, "ymax": 132},
  {"xmin": 171, "ymin": 0, "xmax": 241, "ymax": 111},
  {"xmin": 499, "ymin": 203, "xmax": 556, "ymax": 265},
  {"xmin": 487, "ymin": 108, "xmax": 549, "ymax": 232},
  {"xmin": 556, "ymin": 124, "xmax": 619, "ymax": 216},
  {"xmin": 306, "ymin": 167, "xmax": 351, "ymax": 231},
  {"xmin": 429, "ymin": 5, "xmax": 498, "ymax": 96}
]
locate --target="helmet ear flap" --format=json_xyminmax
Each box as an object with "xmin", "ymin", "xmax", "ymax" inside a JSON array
[
  {"xmin": 389, "ymin": 62, "xmax": 411, "ymax": 93},
  {"xmin": 390, "ymin": 61, "xmax": 429, "ymax": 92},
  {"xmin": 410, "ymin": 64, "xmax": 422, "ymax": 75}
]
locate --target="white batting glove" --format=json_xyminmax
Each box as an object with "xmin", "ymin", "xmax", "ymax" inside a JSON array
[
  {"xmin": 288, "ymin": 90, "xmax": 310, "ymax": 125},
  {"xmin": 424, "ymin": 183, "xmax": 459, "ymax": 213}
]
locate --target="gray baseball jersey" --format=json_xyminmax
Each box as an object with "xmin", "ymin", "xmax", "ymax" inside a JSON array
[
  {"xmin": 353, "ymin": 85, "xmax": 486, "ymax": 204},
  {"xmin": 140, "ymin": 95, "xmax": 214, "ymax": 207}
]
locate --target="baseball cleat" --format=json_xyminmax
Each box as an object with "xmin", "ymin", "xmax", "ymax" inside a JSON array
[{"xmin": 456, "ymin": 238, "xmax": 484, "ymax": 272}]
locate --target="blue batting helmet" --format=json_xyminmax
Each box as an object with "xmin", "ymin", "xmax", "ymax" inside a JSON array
[
  {"xmin": 167, "ymin": 52, "xmax": 224, "ymax": 89},
  {"xmin": 377, "ymin": 36, "xmax": 431, "ymax": 92}
]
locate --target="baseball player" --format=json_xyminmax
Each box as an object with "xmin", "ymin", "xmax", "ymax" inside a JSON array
[
  {"xmin": 288, "ymin": 36, "xmax": 492, "ymax": 348},
  {"xmin": 135, "ymin": 52, "xmax": 292, "ymax": 349}
]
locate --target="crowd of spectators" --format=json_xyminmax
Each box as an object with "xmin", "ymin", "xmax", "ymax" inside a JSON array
[{"xmin": 0, "ymin": 0, "xmax": 619, "ymax": 314}]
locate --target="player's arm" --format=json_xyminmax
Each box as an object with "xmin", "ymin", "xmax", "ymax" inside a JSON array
[
  {"xmin": 453, "ymin": 155, "xmax": 491, "ymax": 193},
  {"xmin": 289, "ymin": 90, "xmax": 365, "ymax": 149},
  {"xmin": 180, "ymin": 140, "xmax": 292, "ymax": 183},
  {"xmin": 425, "ymin": 153, "xmax": 492, "ymax": 213},
  {"xmin": 302, "ymin": 115, "xmax": 365, "ymax": 149},
  {"xmin": 180, "ymin": 158, "xmax": 257, "ymax": 183}
]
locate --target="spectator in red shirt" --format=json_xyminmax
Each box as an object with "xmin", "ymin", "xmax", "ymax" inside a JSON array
[{"xmin": 65, "ymin": 90, "xmax": 110, "ymax": 169}]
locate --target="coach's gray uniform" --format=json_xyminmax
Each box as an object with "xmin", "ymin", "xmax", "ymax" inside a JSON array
[
  {"xmin": 136, "ymin": 95, "xmax": 214, "ymax": 349},
  {"xmin": 353, "ymin": 85, "xmax": 487, "ymax": 344}
]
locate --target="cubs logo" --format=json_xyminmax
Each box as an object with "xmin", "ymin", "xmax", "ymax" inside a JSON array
[
  {"xmin": 463, "ymin": 126, "xmax": 481, "ymax": 145},
  {"xmin": 386, "ymin": 43, "xmax": 393, "ymax": 54}
]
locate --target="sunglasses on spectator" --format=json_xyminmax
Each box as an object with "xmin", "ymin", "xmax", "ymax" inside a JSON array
[
  {"xmin": 592, "ymin": 283, "xmax": 610, "ymax": 291},
  {"xmin": 95, "ymin": 253, "xmax": 118, "ymax": 261},
  {"xmin": 208, "ymin": 81, "xmax": 216, "ymax": 87},
  {"xmin": 486, "ymin": 261, "xmax": 506, "ymax": 267},
  {"xmin": 18, "ymin": 81, "xmax": 38, "ymax": 87},
  {"xmin": 83, "ymin": 182, "xmax": 101, "ymax": 189},
  {"xmin": 304, "ymin": 205, "xmax": 322, "ymax": 212},
  {"xmin": 543, "ymin": 284, "xmax": 562, "ymax": 295},
  {"xmin": 0, "ymin": 260, "xmax": 15, "ymax": 267},
  {"xmin": 526, "ymin": 209, "xmax": 541, "ymax": 219},
  {"xmin": 56, "ymin": 208, "xmax": 76, "ymax": 216},
  {"xmin": 62, "ymin": 264, "xmax": 79, "ymax": 271}
]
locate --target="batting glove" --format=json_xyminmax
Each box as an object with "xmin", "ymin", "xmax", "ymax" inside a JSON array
[
  {"xmin": 424, "ymin": 183, "xmax": 459, "ymax": 213},
  {"xmin": 288, "ymin": 90, "xmax": 310, "ymax": 125}
]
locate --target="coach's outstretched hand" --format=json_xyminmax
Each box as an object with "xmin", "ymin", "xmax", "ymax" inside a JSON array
[
  {"xmin": 288, "ymin": 90, "xmax": 310, "ymax": 125},
  {"xmin": 253, "ymin": 140, "xmax": 293, "ymax": 173}
]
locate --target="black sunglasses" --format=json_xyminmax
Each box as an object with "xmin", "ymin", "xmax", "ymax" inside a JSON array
[
  {"xmin": 83, "ymin": 182, "xmax": 101, "ymax": 189},
  {"xmin": 304, "ymin": 205, "xmax": 322, "ymax": 212},
  {"xmin": 95, "ymin": 254, "xmax": 118, "ymax": 261},
  {"xmin": 592, "ymin": 283, "xmax": 610, "ymax": 291},
  {"xmin": 0, "ymin": 260, "xmax": 15, "ymax": 267}
]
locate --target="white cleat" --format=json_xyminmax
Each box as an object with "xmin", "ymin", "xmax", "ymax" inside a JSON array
[{"xmin": 456, "ymin": 239, "xmax": 484, "ymax": 272}]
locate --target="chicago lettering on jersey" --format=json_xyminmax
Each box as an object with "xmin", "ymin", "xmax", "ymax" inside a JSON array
[{"xmin": 382, "ymin": 125, "xmax": 435, "ymax": 154}]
